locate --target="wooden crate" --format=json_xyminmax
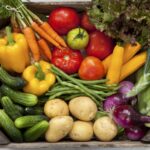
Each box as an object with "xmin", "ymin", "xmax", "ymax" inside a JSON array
[
  {"xmin": 23, "ymin": 0, "xmax": 92, "ymax": 13},
  {"xmin": 1, "ymin": 1, "xmax": 150, "ymax": 148}
]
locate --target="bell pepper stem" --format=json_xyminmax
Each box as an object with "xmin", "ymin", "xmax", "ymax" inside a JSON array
[
  {"xmin": 6, "ymin": 26, "xmax": 15, "ymax": 45},
  {"xmin": 34, "ymin": 62, "xmax": 45, "ymax": 80}
]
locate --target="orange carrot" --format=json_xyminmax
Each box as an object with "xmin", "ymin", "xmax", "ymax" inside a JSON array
[
  {"xmin": 38, "ymin": 38, "xmax": 52, "ymax": 61},
  {"xmin": 40, "ymin": 22, "xmax": 67, "ymax": 48},
  {"xmin": 31, "ymin": 22, "xmax": 62, "ymax": 49},
  {"xmin": 23, "ymin": 27, "xmax": 40, "ymax": 61}
]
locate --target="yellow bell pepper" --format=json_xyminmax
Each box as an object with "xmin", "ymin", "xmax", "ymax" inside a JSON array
[
  {"xmin": 0, "ymin": 26, "xmax": 30, "ymax": 73},
  {"xmin": 22, "ymin": 60, "xmax": 56, "ymax": 96}
]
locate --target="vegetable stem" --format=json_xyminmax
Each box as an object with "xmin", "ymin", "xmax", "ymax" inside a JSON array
[{"xmin": 6, "ymin": 26, "xmax": 15, "ymax": 45}]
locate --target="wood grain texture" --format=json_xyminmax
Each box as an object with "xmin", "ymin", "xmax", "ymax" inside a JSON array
[
  {"xmin": 24, "ymin": 0, "xmax": 92, "ymax": 13},
  {"xmin": 0, "ymin": 141, "xmax": 150, "ymax": 148}
]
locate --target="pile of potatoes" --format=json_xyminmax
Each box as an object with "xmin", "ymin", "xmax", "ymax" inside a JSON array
[{"xmin": 44, "ymin": 96, "xmax": 118, "ymax": 142}]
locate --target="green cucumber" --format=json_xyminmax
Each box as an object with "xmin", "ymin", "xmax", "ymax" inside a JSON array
[
  {"xmin": 14, "ymin": 104, "xmax": 24, "ymax": 115},
  {"xmin": 0, "ymin": 109, "xmax": 23, "ymax": 142},
  {"xmin": 0, "ymin": 84, "xmax": 38, "ymax": 106},
  {"xmin": 24, "ymin": 106, "xmax": 43, "ymax": 115},
  {"xmin": 15, "ymin": 115, "xmax": 48, "ymax": 129},
  {"xmin": 0, "ymin": 67, "xmax": 26, "ymax": 89},
  {"xmin": 1, "ymin": 96, "xmax": 22, "ymax": 120},
  {"xmin": 24, "ymin": 120, "xmax": 49, "ymax": 142}
]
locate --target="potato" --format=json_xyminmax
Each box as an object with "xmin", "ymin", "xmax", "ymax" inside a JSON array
[
  {"xmin": 69, "ymin": 96, "xmax": 97, "ymax": 121},
  {"xmin": 69, "ymin": 121, "xmax": 93, "ymax": 141},
  {"xmin": 45, "ymin": 116, "xmax": 73, "ymax": 142},
  {"xmin": 93, "ymin": 116, "xmax": 118, "ymax": 141},
  {"xmin": 44, "ymin": 99, "xmax": 69, "ymax": 118}
]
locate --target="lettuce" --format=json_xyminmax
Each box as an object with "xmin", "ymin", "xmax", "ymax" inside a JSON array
[{"xmin": 88, "ymin": 0, "xmax": 150, "ymax": 48}]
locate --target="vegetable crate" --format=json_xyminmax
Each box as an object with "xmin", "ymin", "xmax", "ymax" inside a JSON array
[{"xmin": 0, "ymin": 0, "xmax": 150, "ymax": 149}]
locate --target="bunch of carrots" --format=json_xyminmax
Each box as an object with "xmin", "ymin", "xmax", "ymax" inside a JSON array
[{"xmin": 9, "ymin": 0, "xmax": 67, "ymax": 62}]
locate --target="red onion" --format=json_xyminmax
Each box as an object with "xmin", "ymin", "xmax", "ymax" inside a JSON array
[
  {"xmin": 125, "ymin": 126, "xmax": 146, "ymax": 141},
  {"xmin": 119, "ymin": 81, "xmax": 134, "ymax": 96},
  {"xmin": 113, "ymin": 105, "xmax": 150, "ymax": 128},
  {"xmin": 103, "ymin": 94, "xmax": 127, "ymax": 111}
]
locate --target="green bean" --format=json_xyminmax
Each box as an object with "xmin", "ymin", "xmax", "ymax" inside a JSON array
[
  {"xmin": 64, "ymin": 94, "xmax": 85, "ymax": 101},
  {"xmin": 60, "ymin": 81, "xmax": 103, "ymax": 101},
  {"xmin": 49, "ymin": 90, "xmax": 79, "ymax": 100}
]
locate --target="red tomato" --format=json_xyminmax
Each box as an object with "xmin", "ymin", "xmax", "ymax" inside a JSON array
[
  {"xmin": 78, "ymin": 56, "xmax": 105, "ymax": 80},
  {"xmin": 86, "ymin": 31, "xmax": 114, "ymax": 60},
  {"xmin": 48, "ymin": 7, "xmax": 80, "ymax": 35},
  {"xmin": 81, "ymin": 12, "xmax": 96, "ymax": 32},
  {"xmin": 52, "ymin": 48, "xmax": 83, "ymax": 74}
]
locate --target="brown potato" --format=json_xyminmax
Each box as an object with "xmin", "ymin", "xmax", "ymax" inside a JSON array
[
  {"xmin": 69, "ymin": 96, "xmax": 97, "ymax": 121},
  {"xmin": 44, "ymin": 99, "xmax": 69, "ymax": 118},
  {"xmin": 69, "ymin": 121, "xmax": 93, "ymax": 141},
  {"xmin": 45, "ymin": 116, "xmax": 73, "ymax": 142}
]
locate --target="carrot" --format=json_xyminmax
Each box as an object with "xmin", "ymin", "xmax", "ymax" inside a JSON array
[
  {"xmin": 102, "ymin": 42, "xmax": 141, "ymax": 74},
  {"xmin": 23, "ymin": 27, "xmax": 40, "ymax": 61},
  {"xmin": 119, "ymin": 51, "xmax": 147, "ymax": 82},
  {"xmin": 106, "ymin": 45, "xmax": 124, "ymax": 84},
  {"xmin": 38, "ymin": 38, "xmax": 52, "ymax": 61},
  {"xmin": 40, "ymin": 22, "xmax": 67, "ymax": 48},
  {"xmin": 31, "ymin": 22, "xmax": 62, "ymax": 49}
]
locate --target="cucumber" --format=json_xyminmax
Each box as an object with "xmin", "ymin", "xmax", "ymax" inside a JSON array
[
  {"xmin": 1, "ymin": 96, "xmax": 22, "ymax": 120},
  {"xmin": 0, "ymin": 67, "xmax": 26, "ymax": 89},
  {"xmin": 0, "ymin": 109, "xmax": 23, "ymax": 142},
  {"xmin": 0, "ymin": 84, "xmax": 38, "ymax": 106},
  {"xmin": 15, "ymin": 115, "xmax": 48, "ymax": 129},
  {"xmin": 24, "ymin": 106, "xmax": 43, "ymax": 115},
  {"xmin": 24, "ymin": 120, "xmax": 49, "ymax": 142},
  {"xmin": 14, "ymin": 104, "xmax": 24, "ymax": 115}
]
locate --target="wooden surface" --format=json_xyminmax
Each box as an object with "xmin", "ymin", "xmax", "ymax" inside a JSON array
[
  {"xmin": 0, "ymin": 141, "xmax": 150, "ymax": 149},
  {"xmin": 23, "ymin": 0, "xmax": 92, "ymax": 13}
]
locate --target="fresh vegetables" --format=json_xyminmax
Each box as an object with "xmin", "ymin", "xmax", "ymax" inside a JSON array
[
  {"xmin": 78, "ymin": 56, "xmax": 105, "ymax": 80},
  {"xmin": 0, "ymin": 66, "xmax": 26, "ymax": 89},
  {"xmin": 86, "ymin": 31, "xmax": 114, "ymax": 60},
  {"xmin": 3, "ymin": 0, "xmax": 67, "ymax": 62},
  {"xmin": 24, "ymin": 120, "xmax": 49, "ymax": 142},
  {"xmin": 0, "ymin": 110, "xmax": 23, "ymax": 142},
  {"xmin": 126, "ymin": 50, "xmax": 149, "ymax": 97},
  {"xmin": 81, "ymin": 12, "xmax": 96, "ymax": 32},
  {"xmin": 46, "ymin": 65, "xmax": 118, "ymax": 108},
  {"xmin": 93, "ymin": 116, "xmax": 118, "ymax": 142},
  {"xmin": 125, "ymin": 126, "xmax": 146, "ymax": 141},
  {"xmin": 14, "ymin": 115, "xmax": 48, "ymax": 129},
  {"xmin": 69, "ymin": 96, "xmax": 97, "ymax": 121},
  {"xmin": 120, "ymin": 51, "xmax": 147, "ymax": 82},
  {"xmin": 119, "ymin": 81, "xmax": 134, "ymax": 96},
  {"xmin": 44, "ymin": 99, "xmax": 69, "ymax": 118},
  {"xmin": 51, "ymin": 48, "xmax": 83, "ymax": 74},
  {"xmin": 45, "ymin": 116, "xmax": 73, "ymax": 142},
  {"xmin": 22, "ymin": 27, "xmax": 40, "ymax": 61},
  {"xmin": 106, "ymin": 45, "xmax": 124, "ymax": 84},
  {"xmin": 67, "ymin": 28, "xmax": 89, "ymax": 50},
  {"xmin": 69, "ymin": 121, "xmax": 93, "ymax": 141},
  {"xmin": 88, "ymin": 0, "xmax": 150, "ymax": 47},
  {"xmin": 0, "ymin": 0, "xmax": 150, "ymax": 144},
  {"xmin": 48, "ymin": 7, "xmax": 80, "ymax": 35},
  {"xmin": 0, "ymin": 84, "xmax": 38, "ymax": 106},
  {"xmin": 102, "ymin": 42, "xmax": 141, "ymax": 73},
  {"xmin": 113, "ymin": 105, "xmax": 150, "ymax": 128},
  {"xmin": 1, "ymin": 96, "xmax": 22, "ymax": 120},
  {"xmin": 22, "ymin": 60, "xmax": 56, "ymax": 96},
  {"xmin": 38, "ymin": 38, "xmax": 52, "ymax": 61},
  {"xmin": 103, "ymin": 94, "xmax": 127, "ymax": 111},
  {"xmin": 0, "ymin": 26, "xmax": 29, "ymax": 73}
]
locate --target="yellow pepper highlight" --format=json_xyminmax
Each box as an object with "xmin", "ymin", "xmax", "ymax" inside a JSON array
[
  {"xmin": 22, "ymin": 60, "xmax": 56, "ymax": 96},
  {"xmin": 0, "ymin": 26, "xmax": 30, "ymax": 73}
]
